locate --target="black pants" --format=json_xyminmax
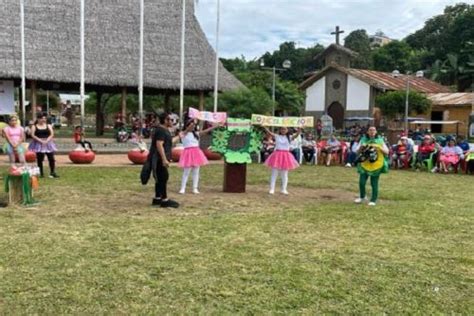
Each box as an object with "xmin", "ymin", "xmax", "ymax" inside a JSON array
[
  {"xmin": 36, "ymin": 152, "xmax": 56, "ymax": 176},
  {"xmin": 303, "ymin": 148, "xmax": 315, "ymax": 162},
  {"xmin": 77, "ymin": 141, "xmax": 93, "ymax": 151},
  {"xmin": 154, "ymin": 163, "xmax": 169, "ymax": 200}
]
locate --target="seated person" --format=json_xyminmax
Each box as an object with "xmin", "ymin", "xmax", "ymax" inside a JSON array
[
  {"xmin": 321, "ymin": 134, "xmax": 341, "ymax": 166},
  {"xmin": 130, "ymin": 132, "xmax": 148, "ymax": 152},
  {"xmin": 260, "ymin": 133, "xmax": 275, "ymax": 163},
  {"xmin": 290, "ymin": 130, "xmax": 303, "ymax": 162},
  {"xmin": 73, "ymin": 126, "xmax": 93, "ymax": 151},
  {"xmin": 439, "ymin": 137, "xmax": 464, "ymax": 173},
  {"xmin": 391, "ymin": 136, "xmax": 412, "ymax": 168},
  {"xmin": 457, "ymin": 136, "xmax": 470, "ymax": 153},
  {"xmin": 466, "ymin": 145, "xmax": 474, "ymax": 174},
  {"xmin": 345, "ymin": 134, "xmax": 361, "ymax": 167},
  {"xmin": 414, "ymin": 134, "xmax": 436, "ymax": 169},
  {"xmin": 301, "ymin": 132, "xmax": 316, "ymax": 163}
]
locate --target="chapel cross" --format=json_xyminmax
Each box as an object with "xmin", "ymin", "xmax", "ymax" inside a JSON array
[{"xmin": 331, "ymin": 26, "xmax": 344, "ymax": 45}]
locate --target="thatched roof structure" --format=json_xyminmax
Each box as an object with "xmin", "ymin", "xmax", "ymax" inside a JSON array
[{"xmin": 0, "ymin": 0, "xmax": 243, "ymax": 93}]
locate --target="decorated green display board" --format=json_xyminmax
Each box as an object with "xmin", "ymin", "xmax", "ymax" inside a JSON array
[
  {"xmin": 211, "ymin": 118, "xmax": 263, "ymax": 164},
  {"xmin": 210, "ymin": 118, "xmax": 263, "ymax": 193}
]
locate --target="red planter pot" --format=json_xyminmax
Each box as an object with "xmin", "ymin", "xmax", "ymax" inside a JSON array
[
  {"xmin": 171, "ymin": 147, "xmax": 184, "ymax": 162},
  {"xmin": 128, "ymin": 150, "xmax": 149, "ymax": 165},
  {"xmin": 203, "ymin": 148, "xmax": 222, "ymax": 161},
  {"xmin": 69, "ymin": 150, "xmax": 96, "ymax": 164},
  {"xmin": 15, "ymin": 150, "xmax": 36, "ymax": 163}
]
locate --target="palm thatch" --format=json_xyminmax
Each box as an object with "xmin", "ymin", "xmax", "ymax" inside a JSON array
[{"xmin": 0, "ymin": 0, "xmax": 243, "ymax": 92}]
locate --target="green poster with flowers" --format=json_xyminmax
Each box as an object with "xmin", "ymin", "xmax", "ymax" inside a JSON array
[{"xmin": 211, "ymin": 119, "xmax": 263, "ymax": 164}]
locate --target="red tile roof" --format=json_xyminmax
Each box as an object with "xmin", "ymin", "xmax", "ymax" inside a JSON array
[{"xmin": 300, "ymin": 65, "xmax": 451, "ymax": 93}]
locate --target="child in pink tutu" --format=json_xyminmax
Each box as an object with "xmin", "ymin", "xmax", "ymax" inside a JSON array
[
  {"xmin": 178, "ymin": 119, "xmax": 220, "ymax": 194},
  {"xmin": 439, "ymin": 137, "xmax": 464, "ymax": 173},
  {"xmin": 263, "ymin": 126, "xmax": 300, "ymax": 195}
]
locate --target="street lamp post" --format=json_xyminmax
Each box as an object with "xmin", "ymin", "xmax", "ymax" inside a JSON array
[
  {"xmin": 391, "ymin": 69, "xmax": 424, "ymax": 133},
  {"xmin": 260, "ymin": 59, "xmax": 291, "ymax": 117}
]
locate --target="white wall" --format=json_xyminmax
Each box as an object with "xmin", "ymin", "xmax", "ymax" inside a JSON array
[
  {"xmin": 347, "ymin": 75, "xmax": 370, "ymax": 111},
  {"xmin": 0, "ymin": 80, "xmax": 15, "ymax": 114},
  {"xmin": 305, "ymin": 77, "xmax": 325, "ymax": 112}
]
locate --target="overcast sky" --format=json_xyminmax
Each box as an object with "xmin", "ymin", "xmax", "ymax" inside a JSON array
[{"xmin": 195, "ymin": 0, "xmax": 473, "ymax": 60}]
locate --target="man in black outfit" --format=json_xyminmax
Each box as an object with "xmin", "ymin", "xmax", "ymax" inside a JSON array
[{"xmin": 151, "ymin": 112, "xmax": 179, "ymax": 208}]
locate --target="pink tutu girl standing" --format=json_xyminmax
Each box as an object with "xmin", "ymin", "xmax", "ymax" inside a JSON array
[
  {"xmin": 2, "ymin": 115, "xmax": 26, "ymax": 166},
  {"xmin": 178, "ymin": 119, "xmax": 220, "ymax": 194},
  {"xmin": 263, "ymin": 126, "xmax": 300, "ymax": 195}
]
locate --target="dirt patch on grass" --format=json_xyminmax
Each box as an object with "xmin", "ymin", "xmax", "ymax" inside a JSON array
[
  {"xmin": 178, "ymin": 185, "xmax": 355, "ymax": 213},
  {"xmin": 16, "ymin": 184, "xmax": 356, "ymax": 219}
]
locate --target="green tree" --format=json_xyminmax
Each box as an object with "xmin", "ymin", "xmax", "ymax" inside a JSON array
[
  {"xmin": 259, "ymin": 41, "xmax": 325, "ymax": 83},
  {"xmin": 371, "ymin": 41, "xmax": 413, "ymax": 73},
  {"xmin": 344, "ymin": 29, "xmax": 372, "ymax": 69},
  {"xmin": 376, "ymin": 91, "xmax": 431, "ymax": 119},
  {"xmin": 274, "ymin": 80, "xmax": 304, "ymax": 116},
  {"xmin": 37, "ymin": 91, "xmax": 60, "ymax": 111},
  {"xmin": 232, "ymin": 70, "xmax": 304, "ymax": 115},
  {"xmin": 405, "ymin": 3, "xmax": 474, "ymax": 61},
  {"xmin": 218, "ymin": 87, "xmax": 272, "ymax": 118}
]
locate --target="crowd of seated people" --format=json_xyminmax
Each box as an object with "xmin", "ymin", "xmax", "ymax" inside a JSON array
[{"xmin": 258, "ymin": 127, "xmax": 473, "ymax": 175}]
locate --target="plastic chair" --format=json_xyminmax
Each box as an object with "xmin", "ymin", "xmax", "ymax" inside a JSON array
[{"xmin": 414, "ymin": 150, "xmax": 438, "ymax": 171}]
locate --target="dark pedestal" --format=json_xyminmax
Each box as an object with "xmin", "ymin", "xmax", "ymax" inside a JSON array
[{"xmin": 223, "ymin": 162, "xmax": 247, "ymax": 193}]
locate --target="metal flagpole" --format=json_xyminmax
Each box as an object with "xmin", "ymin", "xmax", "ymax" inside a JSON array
[
  {"xmin": 20, "ymin": 0, "xmax": 26, "ymax": 125},
  {"xmin": 179, "ymin": 0, "xmax": 186, "ymax": 126},
  {"xmin": 138, "ymin": 0, "xmax": 144, "ymax": 134},
  {"xmin": 80, "ymin": 0, "xmax": 85, "ymax": 128},
  {"xmin": 213, "ymin": 0, "xmax": 220, "ymax": 112}
]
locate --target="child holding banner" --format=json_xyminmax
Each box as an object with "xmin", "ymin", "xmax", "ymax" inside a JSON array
[
  {"xmin": 178, "ymin": 119, "xmax": 220, "ymax": 194},
  {"xmin": 262, "ymin": 126, "xmax": 300, "ymax": 195}
]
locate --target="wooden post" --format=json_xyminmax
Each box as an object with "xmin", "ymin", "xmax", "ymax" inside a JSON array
[
  {"xmin": 223, "ymin": 163, "xmax": 247, "ymax": 193},
  {"xmin": 30, "ymin": 80, "xmax": 37, "ymax": 120},
  {"xmin": 95, "ymin": 91, "xmax": 104, "ymax": 136},
  {"xmin": 121, "ymin": 87, "xmax": 127, "ymax": 123}
]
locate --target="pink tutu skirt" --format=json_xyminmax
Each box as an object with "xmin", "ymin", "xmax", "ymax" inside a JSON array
[
  {"xmin": 265, "ymin": 150, "xmax": 299, "ymax": 170},
  {"xmin": 178, "ymin": 147, "xmax": 209, "ymax": 168},
  {"xmin": 440, "ymin": 153, "xmax": 460, "ymax": 165}
]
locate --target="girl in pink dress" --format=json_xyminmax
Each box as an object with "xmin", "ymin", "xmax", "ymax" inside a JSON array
[
  {"xmin": 2, "ymin": 116, "xmax": 26, "ymax": 166},
  {"xmin": 263, "ymin": 126, "xmax": 300, "ymax": 195},
  {"xmin": 178, "ymin": 119, "xmax": 219, "ymax": 194}
]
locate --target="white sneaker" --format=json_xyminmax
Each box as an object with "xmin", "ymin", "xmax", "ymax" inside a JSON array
[
  {"xmin": 281, "ymin": 190, "xmax": 289, "ymax": 195},
  {"xmin": 269, "ymin": 190, "xmax": 275, "ymax": 195},
  {"xmin": 345, "ymin": 163, "xmax": 351, "ymax": 167},
  {"xmin": 192, "ymin": 189, "xmax": 200, "ymax": 194},
  {"xmin": 179, "ymin": 189, "xmax": 185, "ymax": 194},
  {"xmin": 368, "ymin": 202, "xmax": 376, "ymax": 206},
  {"xmin": 354, "ymin": 197, "xmax": 367, "ymax": 204},
  {"xmin": 431, "ymin": 167, "xmax": 438, "ymax": 173}
]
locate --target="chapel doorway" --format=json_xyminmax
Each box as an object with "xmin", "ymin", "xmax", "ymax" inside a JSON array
[{"xmin": 327, "ymin": 102, "xmax": 344, "ymax": 130}]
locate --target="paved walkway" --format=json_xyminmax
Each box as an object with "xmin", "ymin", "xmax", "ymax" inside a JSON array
[{"xmin": 0, "ymin": 154, "xmax": 225, "ymax": 167}]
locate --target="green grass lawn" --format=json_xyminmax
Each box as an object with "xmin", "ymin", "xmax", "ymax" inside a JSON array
[{"xmin": 0, "ymin": 165, "xmax": 472, "ymax": 314}]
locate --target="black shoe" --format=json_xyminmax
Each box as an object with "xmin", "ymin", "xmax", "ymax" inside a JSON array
[
  {"xmin": 49, "ymin": 173, "xmax": 60, "ymax": 179},
  {"xmin": 160, "ymin": 199, "xmax": 180, "ymax": 208},
  {"xmin": 152, "ymin": 198, "xmax": 162, "ymax": 206}
]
